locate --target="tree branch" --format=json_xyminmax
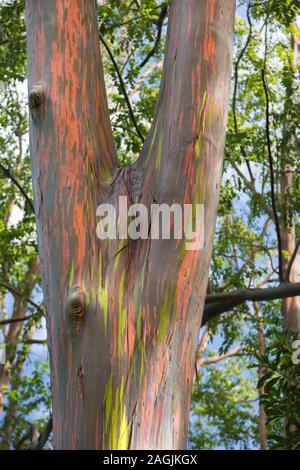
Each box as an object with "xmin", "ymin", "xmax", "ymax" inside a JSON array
[
  {"xmin": 197, "ymin": 345, "xmax": 247, "ymax": 367},
  {"xmin": 14, "ymin": 428, "xmax": 32, "ymax": 450},
  {"xmin": 0, "ymin": 281, "xmax": 43, "ymax": 315},
  {"xmin": 202, "ymin": 282, "xmax": 300, "ymax": 324},
  {"xmin": 32, "ymin": 416, "xmax": 52, "ymax": 450},
  {"xmin": 0, "ymin": 163, "xmax": 34, "ymax": 213},
  {"xmin": 139, "ymin": 5, "xmax": 168, "ymax": 69},
  {"xmin": 0, "ymin": 315, "xmax": 35, "ymax": 326},
  {"xmin": 286, "ymin": 239, "xmax": 300, "ymax": 282},
  {"xmin": 130, "ymin": 59, "xmax": 163, "ymax": 99},
  {"xmin": 23, "ymin": 338, "xmax": 47, "ymax": 345},
  {"xmin": 261, "ymin": 68, "xmax": 283, "ymax": 282},
  {"xmin": 232, "ymin": 2, "xmax": 254, "ymax": 183},
  {"xmin": 227, "ymin": 156, "xmax": 274, "ymax": 220},
  {"xmin": 99, "ymin": 32, "xmax": 145, "ymax": 143}
]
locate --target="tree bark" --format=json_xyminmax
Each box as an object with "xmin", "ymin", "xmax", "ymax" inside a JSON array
[
  {"xmin": 26, "ymin": 0, "xmax": 236, "ymax": 449},
  {"xmin": 280, "ymin": 21, "xmax": 300, "ymax": 332},
  {"xmin": 253, "ymin": 303, "xmax": 268, "ymax": 450}
]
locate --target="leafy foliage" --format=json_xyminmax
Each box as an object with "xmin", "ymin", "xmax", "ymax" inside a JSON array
[
  {"xmin": 253, "ymin": 331, "xmax": 300, "ymax": 449},
  {"xmin": 190, "ymin": 358, "xmax": 259, "ymax": 450}
]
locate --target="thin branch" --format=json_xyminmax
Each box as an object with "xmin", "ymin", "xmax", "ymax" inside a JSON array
[
  {"xmin": 14, "ymin": 428, "xmax": 32, "ymax": 450},
  {"xmin": 130, "ymin": 59, "xmax": 163, "ymax": 99},
  {"xmin": 14, "ymin": 421, "xmax": 39, "ymax": 450},
  {"xmin": 232, "ymin": 2, "xmax": 254, "ymax": 184},
  {"xmin": 99, "ymin": 32, "xmax": 145, "ymax": 143},
  {"xmin": 261, "ymin": 68, "xmax": 283, "ymax": 281},
  {"xmin": 227, "ymin": 156, "xmax": 274, "ymax": 219},
  {"xmin": 228, "ymin": 4, "xmax": 275, "ymax": 222},
  {"xmin": 0, "ymin": 315, "xmax": 35, "ymax": 326},
  {"xmin": 198, "ymin": 327, "xmax": 210, "ymax": 356},
  {"xmin": 198, "ymin": 346, "xmax": 247, "ymax": 367},
  {"xmin": 202, "ymin": 282, "xmax": 300, "ymax": 324},
  {"xmin": 32, "ymin": 416, "xmax": 52, "ymax": 450},
  {"xmin": 257, "ymin": 267, "xmax": 279, "ymax": 287},
  {"xmin": 194, "ymin": 326, "xmax": 211, "ymax": 381},
  {"xmin": 0, "ymin": 281, "xmax": 43, "ymax": 315},
  {"xmin": 23, "ymin": 338, "xmax": 47, "ymax": 345},
  {"xmin": 139, "ymin": 5, "xmax": 168, "ymax": 69},
  {"xmin": 0, "ymin": 163, "xmax": 34, "ymax": 213},
  {"xmin": 286, "ymin": 239, "xmax": 300, "ymax": 282}
]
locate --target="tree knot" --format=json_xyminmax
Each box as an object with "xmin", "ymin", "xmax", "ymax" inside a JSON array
[
  {"xmin": 68, "ymin": 285, "xmax": 86, "ymax": 321},
  {"xmin": 28, "ymin": 83, "xmax": 46, "ymax": 116}
]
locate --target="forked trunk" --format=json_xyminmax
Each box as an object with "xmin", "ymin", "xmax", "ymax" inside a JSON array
[{"xmin": 26, "ymin": 0, "xmax": 235, "ymax": 449}]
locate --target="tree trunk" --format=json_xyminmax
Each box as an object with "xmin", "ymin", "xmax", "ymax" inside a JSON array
[
  {"xmin": 254, "ymin": 303, "xmax": 268, "ymax": 450},
  {"xmin": 0, "ymin": 257, "xmax": 39, "ymax": 422},
  {"xmin": 26, "ymin": 0, "xmax": 236, "ymax": 449},
  {"xmin": 281, "ymin": 21, "xmax": 300, "ymax": 333}
]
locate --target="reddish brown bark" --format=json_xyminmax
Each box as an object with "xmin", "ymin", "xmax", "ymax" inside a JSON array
[
  {"xmin": 254, "ymin": 303, "xmax": 268, "ymax": 450},
  {"xmin": 281, "ymin": 22, "xmax": 300, "ymax": 333},
  {"xmin": 26, "ymin": 0, "xmax": 236, "ymax": 449}
]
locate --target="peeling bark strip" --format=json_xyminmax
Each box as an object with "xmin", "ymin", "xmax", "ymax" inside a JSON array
[{"xmin": 26, "ymin": 0, "xmax": 236, "ymax": 449}]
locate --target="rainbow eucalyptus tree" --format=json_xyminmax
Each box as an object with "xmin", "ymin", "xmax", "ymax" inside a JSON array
[{"xmin": 25, "ymin": 0, "xmax": 236, "ymax": 449}]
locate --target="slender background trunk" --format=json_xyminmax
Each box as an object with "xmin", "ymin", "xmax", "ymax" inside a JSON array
[
  {"xmin": 281, "ymin": 21, "xmax": 300, "ymax": 333},
  {"xmin": 26, "ymin": 0, "xmax": 235, "ymax": 449},
  {"xmin": 254, "ymin": 302, "xmax": 268, "ymax": 450}
]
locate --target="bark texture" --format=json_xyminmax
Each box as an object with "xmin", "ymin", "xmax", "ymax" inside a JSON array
[
  {"xmin": 26, "ymin": 0, "xmax": 236, "ymax": 449},
  {"xmin": 280, "ymin": 23, "xmax": 300, "ymax": 333}
]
